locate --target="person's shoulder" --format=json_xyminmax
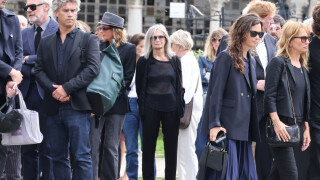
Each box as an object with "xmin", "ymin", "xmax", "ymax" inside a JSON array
[
  {"xmin": 264, "ymin": 33, "xmax": 277, "ymax": 44},
  {"xmin": 1, "ymin": 8, "xmax": 16, "ymax": 17},
  {"xmin": 22, "ymin": 25, "xmax": 34, "ymax": 34},
  {"xmin": 269, "ymin": 56, "xmax": 286, "ymax": 66}
]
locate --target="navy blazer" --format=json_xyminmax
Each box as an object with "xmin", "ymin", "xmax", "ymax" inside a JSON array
[
  {"xmin": 19, "ymin": 17, "xmax": 59, "ymax": 99},
  {"xmin": 264, "ymin": 56, "xmax": 310, "ymax": 122},
  {"xmin": 0, "ymin": 9, "xmax": 23, "ymax": 77},
  {"xmin": 32, "ymin": 29, "xmax": 101, "ymax": 115},
  {"xmin": 201, "ymin": 50, "xmax": 260, "ymax": 142}
]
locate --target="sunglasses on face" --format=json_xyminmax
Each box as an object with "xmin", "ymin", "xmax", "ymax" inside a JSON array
[
  {"xmin": 99, "ymin": 26, "xmax": 112, "ymax": 31},
  {"xmin": 151, "ymin": 35, "xmax": 165, "ymax": 41},
  {"xmin": 212, "ymin": 38, "xmax": 221, "ymax": 43},
  {"xmin": 250, "ymin": 30, "xmax": 264, "ymax": 38},
  {"xmin": 291, "ymin": 36, "xmax": 312, "ymax": 43},
  {"xmin": 24, "ymin": 3, "xmax": 45, "ymax": 11}
]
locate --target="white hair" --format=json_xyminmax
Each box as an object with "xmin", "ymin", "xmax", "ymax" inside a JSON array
[
  {"xmin": 170, "ymin": 29, "xmax": 194, "ymax": 50},
  {"xmin": 52, "ymin": 0, "xmax": 80, "ymax": 12},
  {"xmin": 142, "ymin": 24, "xmax": 175, "ymax": 59}
]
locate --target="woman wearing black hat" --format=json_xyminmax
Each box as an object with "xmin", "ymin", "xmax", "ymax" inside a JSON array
[{"xmin": 89, "ymin": 12, "xmax": 136, "ymax": 180}]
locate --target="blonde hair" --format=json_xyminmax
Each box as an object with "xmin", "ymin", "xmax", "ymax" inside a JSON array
[
  {"xmin": 112, "ymin": 27, "xmax": 127, "ymax": 47},
  {"xmin": 170, "ymin": 29, "xmax": 194, "ymax": 50},
  {"xmin": 247, "ymin": 1, "xmax": 276, "ymax": 18},
  {"xmin": 276, "ymin": 21, "xmax": 310, "ymax": 71},
  {"xmin": 203, "ymin": 28, "xmax": 227, "ymax": 61},
  {"xmin": 142, "ymin": 24, "xmax": 175, "ymax": 59}
]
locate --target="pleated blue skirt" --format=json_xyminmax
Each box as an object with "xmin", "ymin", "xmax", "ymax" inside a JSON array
[{"xmin": 205, "ymin": 138, "xmax": 258, "ymax": 180}]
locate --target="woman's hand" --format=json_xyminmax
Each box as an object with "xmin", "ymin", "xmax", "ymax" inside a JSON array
[
  {"xmin": 209, "ymin": 127, "xmax": 227, "ymax": 142},
  {"xmin": 273, "ymin": 118, "xmax": 291, "ymax": 142},
  {"xmin": 6, "ymin": 81, "xmax": 17, "ymax": 98},
  {"xmin": 256, "ymin": 80, "xmax": 265, "ymax": 91},
  {"xmin": 9, "ymin": 68, "xmax": 23, "ymax": 84},
  {"xmin": 301, "ymin": 121, "xmax": 311, "ymax": 151}
]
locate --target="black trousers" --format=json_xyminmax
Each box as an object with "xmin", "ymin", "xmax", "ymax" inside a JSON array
[
  {"xmin": 268, "ymin": 124, "xmax": 310, "ymax": 180},
  {"xmin": 141, "ymin": 107, "xmax": 179, "ymax": 180},
  {"xmin": 255, "ymin": 116, "xmax": 273, "ymax": 180},
  {"xmin": 308, "ymin": 131, "xmax": 320, "ymax": 180}
]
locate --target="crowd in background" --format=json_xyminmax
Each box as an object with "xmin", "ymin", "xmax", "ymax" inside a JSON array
[{"xmin": 0, "ymin": 0, "xmax": 320, "ymax": 180}]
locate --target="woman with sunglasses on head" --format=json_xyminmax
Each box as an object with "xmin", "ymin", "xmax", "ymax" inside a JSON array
[
  {"xmin": 201, "ymin": 13, "xmax": 262, "ymax": 179},
  {"xmin": 264, "ymin": 21, "xmax": 311, "ymax": 180},
  {"xmin": 136, "ymin": 24, "xmax": 184, "ymax": 180}
]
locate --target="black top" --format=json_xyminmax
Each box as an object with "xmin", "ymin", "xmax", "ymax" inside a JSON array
[
  {"xmin": 56, "ymin": 27, "xmax": 78, "ymax": 84},
  {"xmin": 292, "ymin": 66, "xmax": 306, "ymax": 117},
  {"xmin": 309, "ymin": 36, "xmax": 320, "ymax": 122},
  {"xmin": 145, "ymin": 57, "xmax": 177, "ymax": 111}
]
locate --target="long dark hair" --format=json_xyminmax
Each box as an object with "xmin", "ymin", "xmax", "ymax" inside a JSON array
[{"xmin": 227, "ymin": 13, "xmax": 263, "ymax": 73}]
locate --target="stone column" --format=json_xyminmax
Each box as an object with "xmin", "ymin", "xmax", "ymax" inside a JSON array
[
  {"xmin": 287, "ymin": 0, "xmax": 309, "ymax": 21},
  {"xmin": 308, "ymin": 0, "xmax": 319, "ymax": 17},
  {"xmin": 127, "ymin": 0, "xmax": 143, "ymax": 35},
  {"xmin": 208, "ymin": 0, "xmax": 229, "ymax": 32}
]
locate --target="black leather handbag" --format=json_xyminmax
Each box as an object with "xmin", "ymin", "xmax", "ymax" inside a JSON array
[
  {"xmin": 198, "ymin": 133, "xmax": 228, "ymax": 180},
  {"xmin": 266, "ymin": 63, "xmax": 300, "ymax": 147},
  {"xmin": 0, "ymin": 96, "xmax": 23, "ymax": 133}
]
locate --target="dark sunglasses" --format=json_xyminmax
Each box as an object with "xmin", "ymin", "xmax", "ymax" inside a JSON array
[
  {"xmin": 151, "ymin": 35, "xmax": 165, "ymax": 41},
  {"xmin": 24, "ymin": 3, "xmax": 45, "ymax": 11},
  {"xmin": 99, "ymin": 26, "xmax": 112, "ymax": 31},
  {"xmin": 291, "ymin": 36, "xmax": 312, "ymax": 43},
  {"xmin": 212, "ymin": 38, "xmax": 221, "ymax": 42},
  {"xmin": 250, "ymin": 30, "xmax": 264, "ymax": 38}
]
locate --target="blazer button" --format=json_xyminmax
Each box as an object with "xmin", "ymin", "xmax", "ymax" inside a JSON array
[
  {"xmin": 247, "ymin": 95, "xmax": 250, "ymax": 98},
  {"xmin": 252, "ymin": 96, "xmax": 255, "ymax": 99},
  {"xmin": 241, "ymin": 93, "xmax": 244, "ymax": 96}
]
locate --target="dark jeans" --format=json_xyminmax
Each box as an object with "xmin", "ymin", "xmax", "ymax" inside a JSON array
[
  {"xmin": 142, "ymin": 107, "xmax": 179, "ymax": 180},
  {"xmin": 22, "ymin": 83, "xmax": 53, "ymax": 180},
  {"xmin": 90, "ymin": 114, "xmax": 125, "ymax": 180},
  {"xmin": 46, "ymin": 104, "xmax": 92, "ymax": 180}
]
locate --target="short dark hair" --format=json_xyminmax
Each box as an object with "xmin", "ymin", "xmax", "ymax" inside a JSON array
[
  {"xmin": 273, "ymin": 14, "xmax": 286, "ymax": 27},
  {"xmin": 129, "ymin": 33, "xmax": 145, "ymax": 46},
  {"xmin": 312, "ymin": 3, "xmax": 320, "ymax": 36}
]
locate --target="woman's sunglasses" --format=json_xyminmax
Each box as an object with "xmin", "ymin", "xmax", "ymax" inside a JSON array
[
  {"xmin": 151, "ymin": 35, "xmax": 165, "ymax": 41},
  {"xmin": 291, "ymin": 36, "xmax": 312, "ymax": 43},
  {"xmin": 211, "ymin": 38, "xmax": 221, "ymax": 43},
  {"xmin": 250, "ymin": 31, "xmax": 264, "ymax": 38},
  {"xmin": 24, "ymin": 3, "xmax": 45, "ymax": 11}
]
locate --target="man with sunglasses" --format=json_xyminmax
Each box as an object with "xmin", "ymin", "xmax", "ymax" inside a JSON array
[
  {"xmin": 267, "ymin": 14, "xmax": 286, "ymax": 40},
  {"xmin": 19, "ymin": 0, "xmax": 58, "ymax": 179},
  {"xmin": 0, "ymin": 0, "xmax": 23, "ymax": 179}
]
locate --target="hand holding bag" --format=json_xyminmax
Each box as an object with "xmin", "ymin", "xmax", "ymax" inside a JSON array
[
  {"xmin": 198, "ymin": 132, "xmax": 228, "ymax": 180},
  {"xmin": 266, "ymin": 61, "xmax": 300, "ymax": 147},
  {"xmin": 0, "ymin": 96, "xmax": 23, "ymax": 133},
  {"xmin": 1, "ymin": 90, "xmax": 43, "ymax": 145}
]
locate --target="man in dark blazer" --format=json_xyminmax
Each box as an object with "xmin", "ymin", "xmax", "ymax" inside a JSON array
[
  {"xmin": 0, "ymin": 0, "xmax": 23, "ymax": 178},
  {"xmin": 19, "ymin": 0, "xmax": 59, "ymax": 179},
  {"xmin": 32, "ymin": 0, "xmax": 100, "ymax": 179}
]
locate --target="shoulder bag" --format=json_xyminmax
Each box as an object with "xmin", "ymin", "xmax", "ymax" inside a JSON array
[{"xmin": 266, "ymin": 59, "xmax": 300, "ymax": 147}]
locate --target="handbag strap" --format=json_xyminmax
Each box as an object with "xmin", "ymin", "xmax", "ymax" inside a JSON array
[
  {"xmin": 284, "ymin": 59, "xmax": 297, "ymax": 125},
  {"xmin": 220, "ymin": 153, "xmax": 228, "ymax": 180},
  {"xmin": 198, "ymin": 143, "xmax": 209, "ymax": 180}
]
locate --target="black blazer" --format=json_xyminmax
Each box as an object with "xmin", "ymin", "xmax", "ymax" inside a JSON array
[
  {"xmin": 136, "ymin": 55, "xmax": 184, "ymax": 118},
  {"xmin": 264, "ymin": 56, "xmax": 310, "ymax": 122},
  {"xmin": 32, "ymin": 30, "xmax": 101, "ymax": 115},
  {"xmin": 201, "ymin": 50, "xmax": 260, "ymax": 142}
]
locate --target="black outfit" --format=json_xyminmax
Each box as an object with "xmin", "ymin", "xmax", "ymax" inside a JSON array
[
  {"xmin": 264, "ymin": 56, "xmax": 310, "ymax": 180},
  {"xmin": 136, "ymin": 54, "xmax": 183, "ymax": 180},
  {"xmin": 308, "ymin": 35, "xmax": 320, "ymax": 179}
]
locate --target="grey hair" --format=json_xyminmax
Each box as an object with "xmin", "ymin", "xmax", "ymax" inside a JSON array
[
  {"xmin": 142, "ymin": 24, "xmax": 175, "ymax": 59},
  {"xmin": 170, "ymin": 29, "xmax": 194, "ymax": 50},
  {"xmin": 273, "ymin": 14, "xmax": 286, "ymax": 27},
  {"xmin": 41, "ymin": 0, "xmax": 52, "ymax": 7},
  {"xmin": 52, "ymin": 0, "xmax": 81, "ymax": 12}
]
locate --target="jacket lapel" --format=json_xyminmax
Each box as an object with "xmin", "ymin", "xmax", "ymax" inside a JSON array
[
  {"xmin": 51, "ymin": 35, "xmax": 58, "ymax": 73},
  {"xmin": 69, "ymin": 31, "xmax": 82, "ymax": 60},
  {"xmin": 28, "ymin": 25, "xmax": 36, "ymax": 54},
  {"xmin": 43, "ymin": 18, "xmax": 58, "ymax": 37},
  {"xmin": 249, "ymin": 56, "xmax": 257, "ymax": 93},
  {"xmin": 285, "ymin": 60, "xmax": 296, "ymax": 86},
  {"xmin": 264, "ymin": 36, "xmax": 273, "ymax": 63}
]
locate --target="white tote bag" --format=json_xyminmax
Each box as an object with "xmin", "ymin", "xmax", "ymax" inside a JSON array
[{"xmin": 1, "ymin": 90, "xmax": 43, "ymax": 145}]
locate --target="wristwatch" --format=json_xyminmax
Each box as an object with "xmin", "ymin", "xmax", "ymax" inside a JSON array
[{"xmin": 23, "ymin": 56, "xmax": 28, "ymax": 64}]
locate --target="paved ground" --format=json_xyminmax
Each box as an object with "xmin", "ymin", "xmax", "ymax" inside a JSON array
[{"xmin": 120, "ymin": 153, "xmax": 166, "ymax": 178}]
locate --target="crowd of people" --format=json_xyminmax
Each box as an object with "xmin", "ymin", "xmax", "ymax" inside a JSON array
[{"xmin": 0, "ymin": 0, "xmax": 320, "ymax": 180}]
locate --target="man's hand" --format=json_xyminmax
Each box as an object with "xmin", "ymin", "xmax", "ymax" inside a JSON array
[
  {"xmin": 257, "ymin": 80, "xmax": 265, "ymax": 91},
  {"xmin": 9, "ymin": 69, "xmax": 23, "ymax": 84},
  {"xmin": 6, "ymin": 81, "xmax": 17, "ymax": 98},
  {"xmin": 52, "ymin": 84, "xmax": 68, "ymax": 101}
]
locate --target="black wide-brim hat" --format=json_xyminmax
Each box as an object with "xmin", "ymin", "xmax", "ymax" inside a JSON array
[{"xmin": 99, "ymin": 12, "xmax": 124, "ymax": 29}]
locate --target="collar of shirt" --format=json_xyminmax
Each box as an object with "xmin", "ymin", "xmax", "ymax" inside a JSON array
[
  {"xmin": 56, "ymin": 26, "xmax": 79, "ymax": 39},
  {"xmin": 34, "ymin": 16, "xmax": 51, "ymax": 33}
]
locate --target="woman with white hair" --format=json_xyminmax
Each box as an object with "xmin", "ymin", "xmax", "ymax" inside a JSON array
[
  {"xmin": 136, "ymin": 24, "xmax": 184, "ymax": 180},
  {"xmin": 170, "ymin": 30, "xmax": 203, "ymax": 180}
]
